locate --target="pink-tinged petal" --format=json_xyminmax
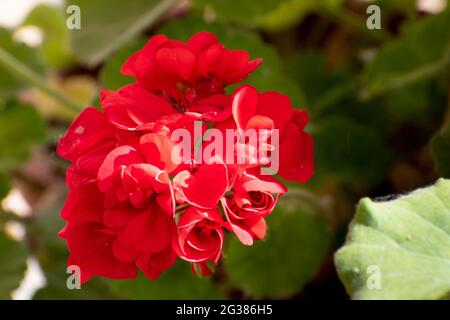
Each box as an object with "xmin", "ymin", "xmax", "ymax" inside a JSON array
[
  {"xmin": 236, "ymin": 172, "xmax": 287, "ymax": 194},
  {"xmin": 245, "ymin": 115, "xmax": 274, "ymax": 130},
  {"xmin": 121, "ymin": 205, "xmax": 172, "ymax": 254},
  {"xmin": 101, "ymin": 84, "xmax": 175, "ymax": 130},
  {"xmin": 221, "ymin": 199, "xmax": 254, "ymax": 246},
  {"xmin": 97, "ymin": 146, "xmax": 144, "ymax": 192},
  {"xmin": 57, "ymin": 107, "xmax": 114, "ymax": 161},
  {"xmin": 187, "ymin": 32, "xmax": 218, "ymax": 55},
  {"xmin": 250, "ymin": 217, "xmax": 267, "ymax": 240},
  {"xmin": 173, "ymin": 163, "xmax": 228, "ymax": 209},
  {"xmin": 232, "ymin": 85, "xmax": 258, "ymax": 130},
  {"xmin": 156, "ymin": 47, "xmax": 196, "ymax": 82},
  {"xmin": 140, "ymin": 133, "xmax": 179, "ymax": 173}
]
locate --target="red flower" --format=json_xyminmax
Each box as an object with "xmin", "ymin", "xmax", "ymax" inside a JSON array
[
  {"xmin": 221, "ymin": 172, "xmax": 286, "ymax": 246},
  {"xmin": 228, "ymin": 85, "xmax": 314, "ymax": 182},
  {"xmin": 57, "ymin": 31, "xmax": 314, "ymax": 283},
  {"xmin": 121, "ymin": 32, "xmax": 262, "ymax": 104},
  {"xmin": 172, "ymin": 207, "xmax": 224, "ymax": 271}
]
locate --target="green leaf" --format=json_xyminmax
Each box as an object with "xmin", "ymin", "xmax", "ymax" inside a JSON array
[
  {"xmin": 67, "ymin": 0, "xmax": 177, "ymax": 66},
  {"xmin": 0, "ymin": 230, "xmax": 28, "ymax": 299},
  {"xmin": 364, "ymin": 9, "xmax": 450, "ymax": 98},
  {"xmin": 0, "ymin": 27, "xmax": 45, "ymax": 99},
  {"xmin": 0, "ymin": 102, "xmax": 46, "ymax": 171},
  {"xmin": 0, "ymin": 174, "xmax": 10, "ymax": 200},
  {"xmin": 34, "ymin": 261, "xmax": 119, "ymax": 300},
  {"xmin": 335, "ymin": 178, "xmax": 450, "ymax": 300},
  {"xmin": 224, "ymin": 189, "xmax": 331, "ymax": 298},
  {"xmin": 382, "ymin": 81, "xmax": 442, "ymax": 127},
  {"xmin": 22, "ymin": 4, "xmax": 74, "ymax": 69},
  {"xmin": 109, "ymin": 261, "xmax": 225, "ymax": 299},
  {"xmin": 431, "ymin": 112, "xmax": 450, "ymax": 178},
  {"xmin": 157, "ymin": 16, "xmax": 304, "ymax": 105},
  {"xmin": 312, "ymin": 116, "xmax": 390, "ymax": 187},
  {"xmin": 195, "ymin": 0, "xmax": 343, "ymax": 32},
  {"xmin": 99, "ymin": 37, "xmax": 147, "ymax": 90}
]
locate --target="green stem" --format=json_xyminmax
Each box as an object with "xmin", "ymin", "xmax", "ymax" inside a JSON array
[{"xmin": 0, "ymin": 46, "xmax": 81, "ymax": 112}]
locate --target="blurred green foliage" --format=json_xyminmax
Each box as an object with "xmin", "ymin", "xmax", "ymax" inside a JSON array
[{"xmin": 0, "ymin": 0, "xmax": 449, "ymax": 300}]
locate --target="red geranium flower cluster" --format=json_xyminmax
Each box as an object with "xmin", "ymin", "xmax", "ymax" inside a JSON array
[{"xmin": 57, "ymin": 32, "xmax": 313, "ymax": 282}]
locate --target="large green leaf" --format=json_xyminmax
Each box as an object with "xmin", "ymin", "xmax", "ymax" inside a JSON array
[
  {"xmin": 0, "ymin": 230, "xmax": 28, "ymax": 299},
  {"xmin": 335, "ymin": 178, "xmax": 450, "ymax": 300},
  {"xmin": 364, "ymin": 9, "xmax": 450, "ymax": 98},
  {"xmin": 0, "ymin": 102, "xmax": 46, "ymax": 171},
  {"xmin": 382, "ymin": 80, "xmax": 447, "ymax": 128},
  {"xmin": 109, "ymin": 261, "xmax": 224, "ymax": 299},
  {"xmin": 67, "ymin": 0, "xmax": 177, "ymax": 66},
  {"xmin": 22, "ymin": 4, "xmax": 74, "ymax": 69},
  {"xmin": 312, "ymin": 116, "xmax": 390, "ymax": 187},
  {"xmin": 0, "ymin": 28, "xmax": 45, "ymax": 99},
  {"xmin": 195, "ymin": 0, "xmax": 342, "ymax": 32},
  {"xmin": 431, "ymin": 112, "xmax": 450, "ymax": 178},
  {"xmin": 224, "ymin": 189, "xmax": 331, "ymax": 298},
  {"xmin": 286, "ymin": 51, "xmax": 351, "ymax": 112}
]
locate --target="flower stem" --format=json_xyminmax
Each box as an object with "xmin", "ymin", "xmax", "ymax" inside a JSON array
[{"xmin": 0, "ymin": 46, "xmax": 82, "ymax": 112}]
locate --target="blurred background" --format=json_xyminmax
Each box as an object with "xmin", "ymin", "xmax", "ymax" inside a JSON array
[{"xmin": 0, "ymin": 0, "xmax": 449, "ymax": 300}]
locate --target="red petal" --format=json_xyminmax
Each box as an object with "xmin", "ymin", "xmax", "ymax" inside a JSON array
[
  {"xmin": 173, "ymin": 163, "xmax": 228, "ymax": 209},
  {"xmin": 97, "ymin": 146, "xmax": 144, "ymax": 192},
  {"xmin": 121, "ymin": 205, "xmax": 172, "ymax": 253},
  {"xmin": 156, "ymin": 47, "xmax": 196, "ymax": 82},
  {"xmin": 279, "ymin": 123, "xmax": 314, "ymax": 183},
  {"xmin": 140, "ymin": 133, "xmax": 179, "ymax": 173},
  {"xmin": 57, "ymin": 107, "xmax": 114, "ymax": 161},
  {"xmin": 61, "ymin": 181, "xmax": 104, "ymax": 223},
  {"xmin": 102, "ymin": 84, "xmax": 175, "ymax": 130},
  {"xmin": 187, "ymin": 32, "xmax": 218, "ymax": 55},
  {"xmin": 257, "ymin": 91, "xmax": 293, "ymax": 130},
  {"xmin": 232, "ymin": 85, "xmax": 258, "ymax": 130}
]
